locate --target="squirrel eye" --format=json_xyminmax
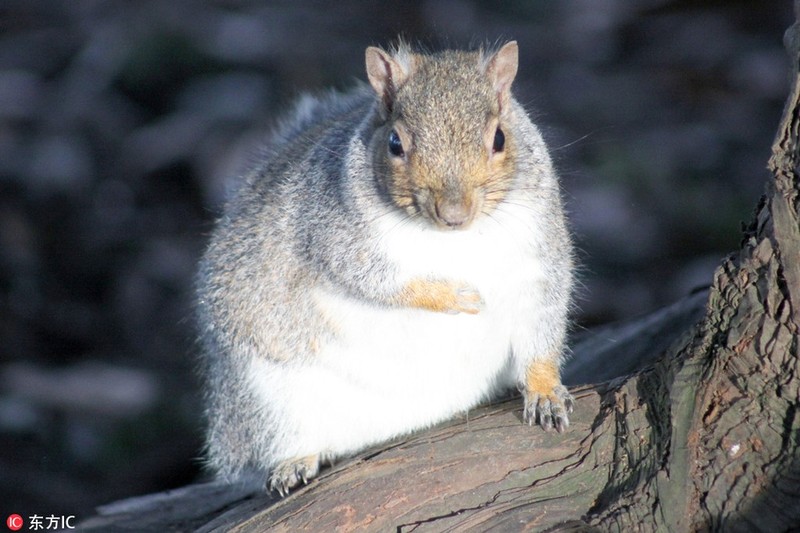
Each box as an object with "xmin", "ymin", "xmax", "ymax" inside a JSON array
[
  {"xmin": 388, "ymin": 129, "xmax": 405, "ymax": 157},
  {"xmin": 493, "ymin": 127, "xmax": 505, "ymax": 153}
]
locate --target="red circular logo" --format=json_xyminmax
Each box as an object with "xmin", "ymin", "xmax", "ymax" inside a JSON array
[{"xmin": 6, "ymin": 514, "xmax": 23, "ymax": 531}]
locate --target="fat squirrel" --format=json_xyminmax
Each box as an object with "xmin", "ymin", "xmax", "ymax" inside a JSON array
[{"xmin": 196, "ymin": 41, "xmax": 575, "ymax": 496}]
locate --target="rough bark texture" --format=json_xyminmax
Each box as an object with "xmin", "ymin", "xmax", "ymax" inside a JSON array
[{"xmin": 79, "ymin": 7, "xmax": 800, "ymax": 533}]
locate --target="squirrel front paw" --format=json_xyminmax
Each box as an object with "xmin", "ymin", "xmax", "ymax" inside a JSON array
[
  {"xmin": 523, "ymin": 384, "xmax": 574, "ymax": 432},
  {"xmin": 396, "ymin": 278, "xmax": 484, "ymax": 314},
  {"xmin": 267, "ymin": 454, "xmax": 320, "ymax": 497},
  {"xmin": 522, "ymin": 359, "xmax": 574, "ymax": 433}
]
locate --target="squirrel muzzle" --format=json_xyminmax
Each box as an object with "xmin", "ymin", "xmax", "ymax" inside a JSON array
[{"xmin": 429, "ymin": 184, "xmax": 481, "ymax": 230}]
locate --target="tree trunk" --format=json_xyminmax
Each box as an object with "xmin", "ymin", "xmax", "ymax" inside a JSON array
[{"xmin": 80, "ymin": 7, "xmax": 800, "ymax": 533}]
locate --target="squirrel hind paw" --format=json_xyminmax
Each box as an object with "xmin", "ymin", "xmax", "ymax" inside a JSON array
[
  {"xmin": 523, "ymin": 384, "xmax": 574, "ymax": 433},
  {"xmin": 267, "ymin": 454, "xmax": 321, "ymax": 497}
]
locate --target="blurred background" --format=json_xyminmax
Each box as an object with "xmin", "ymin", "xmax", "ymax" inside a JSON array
[{"xmin": 0, "ymin": 0, "xmax": 792, "ymax": 519}]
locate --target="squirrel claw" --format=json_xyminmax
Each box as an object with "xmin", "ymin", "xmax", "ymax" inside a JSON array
[
  {"xmin": 267, "ymin": 454, "xmax": 320, "ymax": 497},
  {"xmin": 451, "ymin": 284, "xmax": 484, "ymax": 315},
  {"xmin": 523, "ymin": 384, "xmax": 574, "ymax": 433}
]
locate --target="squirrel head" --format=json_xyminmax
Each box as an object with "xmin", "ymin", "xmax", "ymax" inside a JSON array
[{"xmin": 365, "ymin": 41, "xmax": 519, "ymax": 230}]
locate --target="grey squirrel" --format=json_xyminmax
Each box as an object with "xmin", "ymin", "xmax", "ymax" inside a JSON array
[{"xmin": 196, "ymin": 40, "xmax": 575, "ymax": 496}]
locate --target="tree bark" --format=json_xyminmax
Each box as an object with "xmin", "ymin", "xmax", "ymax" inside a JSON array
[{"xmin": 80, "ymin": 6, "xmax": 800, "ymax": 533}]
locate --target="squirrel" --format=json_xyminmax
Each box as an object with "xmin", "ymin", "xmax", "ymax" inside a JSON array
[{"xmin": 196, "ymin": 40, "xmax": 575, "ymax": 497}]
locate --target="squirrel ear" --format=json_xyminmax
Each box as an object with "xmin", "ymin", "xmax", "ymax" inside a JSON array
[
  {"xmin": 485, "ymin": 41, "xmax": 518, "ymax": 106},
  {"xmin": 365, "ymin": 46, "xmax": 410, "ymax": 114}
]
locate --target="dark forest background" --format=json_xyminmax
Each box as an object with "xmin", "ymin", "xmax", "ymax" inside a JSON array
[{"xmin": 0, "ymin": 0, "xmax": 792, "ymax": 519}]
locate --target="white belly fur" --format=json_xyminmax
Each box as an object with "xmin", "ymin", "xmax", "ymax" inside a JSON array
[{"xmin": 249, "ymin": 203, "xmax": 545, "ymax": 462}]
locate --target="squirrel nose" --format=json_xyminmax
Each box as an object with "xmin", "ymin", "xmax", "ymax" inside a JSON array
[{"xmin": 435, "ymin": 198, "xmax": 471, "ymax": 228}]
